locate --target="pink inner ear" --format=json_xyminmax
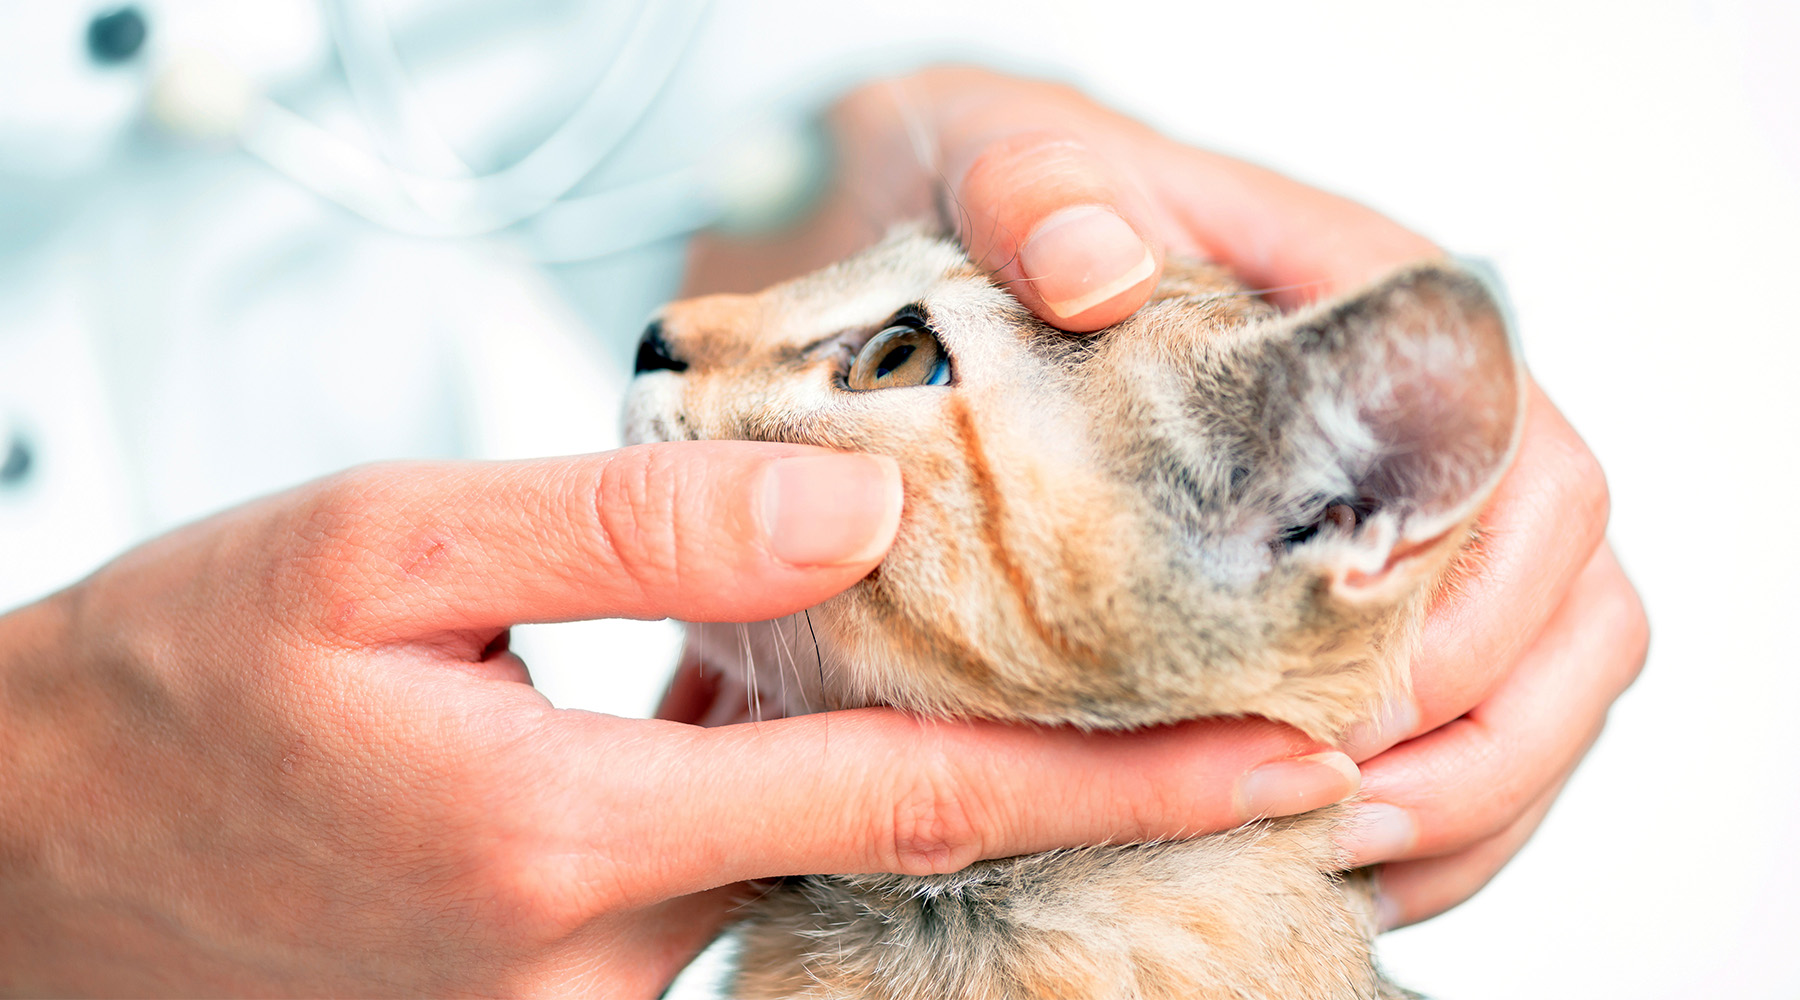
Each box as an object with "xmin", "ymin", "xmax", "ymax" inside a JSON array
[
  {"xmin": 1335, "ymin": 524, "xmax": 1456, "ymax": 595},
  {"xmin": 1339, "ymin": 266, "xmax": 1524, "ymax": 531}
]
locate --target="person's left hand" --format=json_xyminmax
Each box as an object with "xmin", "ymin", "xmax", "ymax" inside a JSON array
[{"xmin": 683, "ymin": 65, "xmax": 1648, "ymax": 930}]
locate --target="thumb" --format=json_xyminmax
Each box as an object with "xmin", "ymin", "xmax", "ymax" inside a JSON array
[
  {"xmin": 283, "ymin": 441, "xmax": 903, "ymax": 643},
  {"xmin": 952, "ymin": 130, "xmax": 1164, "ymax": 332}
]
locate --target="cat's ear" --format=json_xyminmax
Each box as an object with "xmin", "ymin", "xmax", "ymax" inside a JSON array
[{"xmin": 1257, "ymin": 260, "xmax": 1525, "ymax": 604}]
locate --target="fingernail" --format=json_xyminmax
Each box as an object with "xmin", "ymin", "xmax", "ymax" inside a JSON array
[
  {"xmin": 1236, "ymin": 751, "xmax": 1361, "ymax": 821},
  {"xmin": 1335, "ymin": 802, "xmax": 1417, "ymax": 866},
  {"xmin": 762, "ymin": 454, "xmax": 902, "ymax": 567},
  {"xmin": 1019, "ymin": 205, "xmax": 1156, "ymax": 319},
  {"xmin": 1341, "ymin": 696, "xmax": 1419, "ymax": 761}
]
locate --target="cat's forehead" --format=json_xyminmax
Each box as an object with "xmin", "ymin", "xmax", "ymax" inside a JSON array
[
  {"xmin": 761, "ymin": 234, "xmax": 989, "ymax": 343},
  {"xmin": 792, "ymin": 232, "xmax": 986, "ymax": 314}
]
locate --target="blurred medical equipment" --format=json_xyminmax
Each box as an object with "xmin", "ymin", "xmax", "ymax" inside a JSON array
[{"xmin": 146, "ymin": 0, "xmax": 825, "ymax": 261}]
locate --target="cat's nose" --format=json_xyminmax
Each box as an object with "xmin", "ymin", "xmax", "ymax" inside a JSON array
[{"xmin": 633, "ymin": 319, "xmax": 689, "ymax": 374}]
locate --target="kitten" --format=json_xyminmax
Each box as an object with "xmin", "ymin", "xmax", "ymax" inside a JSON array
[{"xmin": 625, "ymin": 230, "xmax": 1522, "ymax": 999}]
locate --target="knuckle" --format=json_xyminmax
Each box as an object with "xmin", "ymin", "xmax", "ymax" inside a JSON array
[
  {"xmin": 589, "ymin": 448, "xmax": 688, "ymax": 605},
  {"xmin": 475, "ymin": 841, "xmax": 609, "ymax": 947},
  {"xmin": 1564, "ymin": 546, "xmax": 1651, "ymax": 699},
  {"xmin": 1601, "ymin": 565, "xmax": 1652, "ymax": 690},
  {"xmin": 959, "ymin": 130, "xmax": 1094, "ymax": 203},
  {"xmin": 1567, "ymin": 441, "xmax": 1612, "ymax": 535},
  {"xmin": 1540, "ymin": 426, "xmax": 1610, "ymax": 540},
  {"xmin": 1420, "ymin": 724, "xmax": 1517, "ymax": 847},
  {"xmin": 290, "ymin": 465, "xmax": 393, "ymax": 556},
  {"xmin": 271, "ymin": 464, "xmax": 411, "ymax": 636},
  {"xmin": 882, "ymin": 750, "xmax": 987, "ymax": 876},
  {"xmin": 419, "ymin": 772, "xmax": 614, "ymax": 951}
]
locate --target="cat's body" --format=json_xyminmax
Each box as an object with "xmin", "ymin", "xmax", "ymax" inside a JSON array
[{"xmin": 626, "ymin": 232, "xmax": 1520, "ymax": 999}]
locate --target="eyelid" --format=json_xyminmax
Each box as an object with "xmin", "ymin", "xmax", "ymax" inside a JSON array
[{"xmin": 799, "ymin": 304, "xmax": 934, "ymax": 361}]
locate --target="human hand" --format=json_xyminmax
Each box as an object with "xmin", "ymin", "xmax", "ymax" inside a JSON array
[
  {"xmin": 685, "ymin": 65, "xmax": 1647, "ymax": 930},
  {"xmin": 891, "ymin": 68, "xmax": 1648, "ymax": 929},
  {"xmin": 0, "ymin": 443, "xmax": 1357, "ymax": 997}
]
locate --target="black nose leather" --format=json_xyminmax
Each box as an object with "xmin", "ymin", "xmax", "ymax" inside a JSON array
[
  {"xmin": 88, "ymin": 6, "xmax": 148, "ymax": 64},
  {"xmin": 633, "ymin": 320, "xmax": 688, "ymax": 374}
]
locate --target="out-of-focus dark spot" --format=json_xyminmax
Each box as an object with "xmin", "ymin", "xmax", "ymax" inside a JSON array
[
  {"xmin": 88, "ymin": 6, "xmax": 148, "ymax": 64},
  {"xmin": 1, "ymin": 432, "xmax": 33, "ymax": 487}
]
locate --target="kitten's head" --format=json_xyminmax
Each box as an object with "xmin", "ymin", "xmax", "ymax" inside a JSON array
[{"xmin": 626, "ymin": 232, "xmax": 1522, "ymax": 737}]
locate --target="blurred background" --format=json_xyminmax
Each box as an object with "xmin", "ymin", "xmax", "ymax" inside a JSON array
[{"xmin": 0, "ymin": 1, "xmax": 1793, "ymax": 997}]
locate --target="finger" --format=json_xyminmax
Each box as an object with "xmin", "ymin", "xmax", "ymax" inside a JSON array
[
  {"xmin": 277, "ymin": 442, "xmax": 903, "ymax": 644},
  {"xmin": 1142, "ymin": 145, "xmax": 1440, "ymax": 308},
  {"xmin": 580, "ymin": 887, "xmax": 748, "ymax": 999},
  {"xmin": 1342, "ymin": 384, "xmax": 1612, "ymax": 759},
  {"xmin": 1336, "ymin": 543, "xmax": 1647, "ymax": 867},
  {"xmin": 540, "ymin": 709, "xmax": 1360, "ymax": 907},
  {"xmin": 506, "ymin": 885, "xmax": 745, "ymax": 999},
  {"xmin": 950, "ymin": 130, "xmax": 1164, "ymax": 332},
  {"xmin": 1371, "ymin": 775, "xmax": 1566, "ymax": 931}
]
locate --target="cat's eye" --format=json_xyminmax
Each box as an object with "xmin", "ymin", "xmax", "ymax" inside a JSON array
[{"xmin": 846, "ymin": 323, "xmax": 951, "ymax": 391}]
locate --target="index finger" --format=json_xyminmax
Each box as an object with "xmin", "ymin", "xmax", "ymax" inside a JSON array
[
  {"xmin": 1139, "ymin": 144, "xmax": 1440, "ymax": 308},
  {"xmin": 534, "ymin": 708, "xmax": 1359, "ymax": 907}
]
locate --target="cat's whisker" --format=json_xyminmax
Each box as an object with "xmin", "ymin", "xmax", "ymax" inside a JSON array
[
  {"xmin": 767, "ymin": 617, "xmax": 794, "ymax": 717},
  {"xmin": 802, "ymin": 609, "xmax": 825, "ymax": 702},
  {"xmin": 883, "ymin": 78, "xmax": 943, "ymax": 179},
  {"xmin": 883, "ymin": 77, "xmax": 980, "ymax": 250},
  {"xmin": 735, "ymin": 620, "xmax": 763, "ymax": 724},
  {"xmin": 935, "ymin": 165, "xmax": 978, "ymax": 256},
  {"xmin": 769, "ymin": 617, "xmax": 789, "ymax": 714},
  {"xmin": 777, "ymin": 613, "xmax": 814, "ymax": 715}
]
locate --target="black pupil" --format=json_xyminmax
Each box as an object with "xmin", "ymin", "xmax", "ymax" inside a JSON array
[
  {"xmin": 88, "ymin": 6, "xmax": 148, "ymax": 64},
  {"xmin": 876, "ymin": 344, "xmax": 916, "ymax": 378}
]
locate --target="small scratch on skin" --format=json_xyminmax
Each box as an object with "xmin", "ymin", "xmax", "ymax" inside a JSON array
[{"xmin": 400, "ymin": 537, "xmax": 451, "ymax": 578}]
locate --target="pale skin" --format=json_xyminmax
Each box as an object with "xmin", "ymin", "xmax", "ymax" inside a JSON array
[{"xmin": 0, "ymin": 68, "xmax": 1644, "ymax": 997}]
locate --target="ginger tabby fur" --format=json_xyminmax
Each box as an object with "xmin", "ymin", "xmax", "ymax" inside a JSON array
[{"xmin": 625, "ymin": 230, "xmax": 1523, "ymax": 999}]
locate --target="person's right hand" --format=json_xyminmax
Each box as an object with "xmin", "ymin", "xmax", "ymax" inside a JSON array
[{"xmin": 0, "ymin": 442, "xmax": 1358, "ymax": 998}]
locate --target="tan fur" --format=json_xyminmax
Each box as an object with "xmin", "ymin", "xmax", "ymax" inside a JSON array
[{"xmin": 626, "ymin": 230, "xmax": 1520, "ymax": 998}]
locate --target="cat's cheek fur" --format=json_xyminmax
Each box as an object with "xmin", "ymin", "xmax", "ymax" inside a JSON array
[
  {"xmin": 623, "ymin": 231, "xmax": 1519, "ymax": 999},
  {"xmin": 622, "ymin": 372, "xmax": 691, "ymax": 444}
]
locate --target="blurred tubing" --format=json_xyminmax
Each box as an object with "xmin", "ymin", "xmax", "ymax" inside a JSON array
[{"xmin": 212, "ymin": 0, "xmax": 716, "ymax": 246}]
